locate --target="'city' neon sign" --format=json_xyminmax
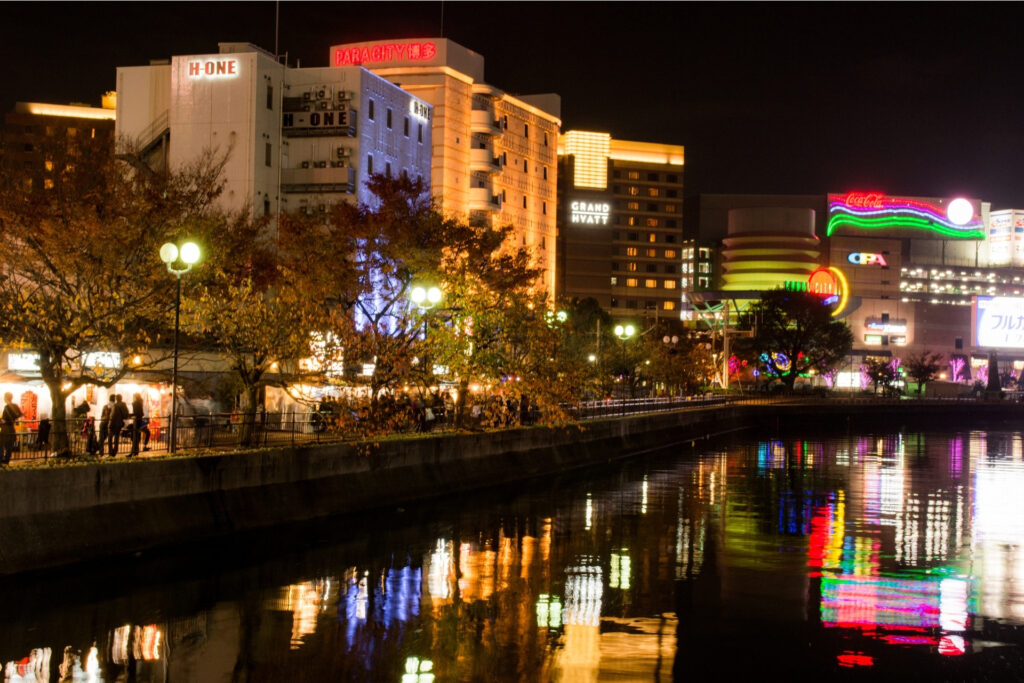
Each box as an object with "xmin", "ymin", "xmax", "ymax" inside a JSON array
[
  {"xmin": 188, "ymin": 59, "xmax": 238, "ymax": 79},
  {"xmin": 848, "ymin": 252, "xmax": 888, "ymax": 266},
  {"xmin": 334, "ymin": 41, "xmax": 437, "ymax": 66},
  {"xmin": 827, "ymin": 193, "xmax": 983, "ymax": 239}
]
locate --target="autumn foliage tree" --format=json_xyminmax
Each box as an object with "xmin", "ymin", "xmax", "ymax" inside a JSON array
[{"xmin": 0, "ymin": 134, "xmax": 229, "ymax": 455}]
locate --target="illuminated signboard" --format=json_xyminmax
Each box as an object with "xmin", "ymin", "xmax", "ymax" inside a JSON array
[
  {"xmin": 973, "ymin": 296, "xmax": 1024, "ymax": 348},
  {"xmin": 569, "ymin": 200, "xmax": 610, "ymax": 225},
  {"xmin": 786, "ymin": 267, "xmax": 849, "ymax": 317},
  {"xmin": 865, "ymin": 319, "xmax": 908, "ymax": 334},
  {"xmin": 334, "ymin": 41, "xmax": 437, "ymax": 67},
  {"xmin": 6, "ymin": 352, "xmax": 40, "ymax": 372},
  {"xmin": 848, "ymin": 252, "xmax": 888, "ymax": 266},
  {"xmin": 827, "ymin": 192, "xmax": 984, "ymax": 239},
  {"xmin": 187, "ymin": 58, "xmax": 239, "ymax": 79},
  {"xmin": 83, "ymin": 351, "xmax": 121, "ymax": 368},
  {"xmin": 409, "ymin": 99, "xmax": 430, "ymax": 122},
  {"xmin": 283, "ymin": 110, "xmax": 352, "ymax": 131}
]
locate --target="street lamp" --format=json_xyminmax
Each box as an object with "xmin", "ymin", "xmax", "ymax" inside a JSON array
[
  {"xmin": 614, "ymin": 323, "xmax": 635, "ymax": 398},
  {"xmin": 409, "ymin": 284, "xmax": 443, "ymax": 378},
  {"xmin": 160, "ymin": 240, "xmax": 200, "ymax": 454}
]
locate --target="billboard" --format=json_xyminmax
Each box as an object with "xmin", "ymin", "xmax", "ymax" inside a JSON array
[
  {"xmin": 827, "ymin": 192, "xmax": 984, "ymax": 240},
  {"xmin": 973, "ymin": 296, "xmax": 1024, "ymax": 348}
]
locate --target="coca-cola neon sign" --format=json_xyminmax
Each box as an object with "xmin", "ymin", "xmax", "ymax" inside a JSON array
[
  {"xmin": 843, "ymin": 192, "xmax": 885, "ymax": 208},
  {"xmin": 334, "ymin": 41, "xmax": 437, "ymax": 67},
  {"xmin": 827, "ymin": 192, "xmax": 984, "ymax": 239}
]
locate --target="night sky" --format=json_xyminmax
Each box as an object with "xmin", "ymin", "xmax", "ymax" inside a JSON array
[{"xmin": 4, "ymin": 2, "xmax": 1024, "ymax": 208}]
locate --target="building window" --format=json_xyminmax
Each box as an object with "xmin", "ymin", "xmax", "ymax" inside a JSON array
[
  {"xmin": 626, "ymin": 278, "xmax": 638, "ymax": 288},
  {"xmin": 404, "ymin": 116, "xmax": 410, "ymax": 136},
  {"xmin": 264, "ymin": 198, "xmax": 271, "ymax": 216},
  {"xmin": 627, "ymin": 300, "xmax": 638, "ymax": 309},
  {"xmin": 628, "ymin": 171, "xmax": 640, "ymax": 180},
  {"xmin": 523, "ymin": 160, "xmax": 528, "ymax": 173},
  {"xmin": 542, "ymin": 201, "xmax": 547, "ymax": 215},
  {"xmin": 663, "ymin": 301, "xmax": 676, "ymax": 310},
  {"xmin": 666, "ymin": 204, "xmax": 677, "ymax": 213},
  {"xmin": 502, "ymin": 189, "xmax": 507, "ymax": 201},
  {"xmin": 645, "ymin": 279, "xmax": 658, "ymax": 288},
  {"xmin": 666, "ymin": 234, "xmax": 676, "ymax": 243},
  {"xmin": 665, "ymin": 265, "xmax": 676, "ymax": 274},
  {"xmin": 418, "ymin": 124, "xmax": 423, "ymax": 143},
  {"xmin": 386, "ymin": 108, "xmax": 393, "ymax": 129},
  {"xmin": 612, "ymin": 262, "xmax": 619, "ymax": 271},
  {"xmin": 626, "ymin": 247, "xmax": 638, "ymax": 256},
  {"xmin": 648, "ymin": 233, "xmax": 657, "ymax": 242},
  {"xmin": 524, "ymin": 123, "xmax": 529, "ymax": 138},
  {"xmin": 667, "ymin": 189, "xmax": 678, "ymax": 198},
  {"xmin": 367, "ymin": 154, "xmax": 373, "ymax": 174},
  {"xmin": 523, "ymin": 196, "xmax": 527, "ymax": 209},
  {"xmin": 664, "ymin": 280, "xmax": 677, "ymax": 289},
  {"xmin": 647, "ymin": 202, "xmax": 658, "ymax": 212},
  {"xmin": 628, "ymin": 232, "xmax": 638, "ymax": 241},
  {"xmin": 610, "ymin": 277, "xmax": 617, "ymax": 286},
  {"xmin": 681, "ymin": 277, "xmax": 689, "ymax": 288},
  {"xmin": 543, "ymin": 132, "xmax": 548, "ymax": 146},
  {"xmin": 368, "ymin": 99, "xmax": 375, "ymax": 120},
  {"xmin": 648, "ymin": 172, "xmax": 659, "ymax": 181},
  {"xmin": 627, "ymin": 201, "xmax": 639, "ymax": 210},
  {"xmin": 648, "ymin": 188, "xmax": 659, "ymax": 197},
  {"xmin": 265, "ymin": 143, "xmax": 272, "ymax": 167},
  {"xmin": 667, "ymin": 174, "xmax": 678, "ymax": 183},
  {"xmin": 646, "ymin": 264, "xmax": 657, "ymax": 273},
  {"xmin": 628, "ymin": 262, "xmax": 638, "ymax": 271},
  {"xmin": 646, "ymin": 248, "xmax": 657, "ymax": 257},
  {"xmin": 629, "ymin": 187, "xmax": 639, "ymax": 196},
  {"xmin": 645, "ymin": 301, "xmax": 657, "ymax": 310},
  {"xmin": 266, "ymin": 84, "xmax": 273, "ymax": 110},
  {"xmin": 664, "ymin": 249, "xmax": 677, "ymax": 258},
  {"xmin": 628, "ymin": 216, "xmax": 637, "ymax": 226},
  {"xmin": 646, "ymin": 218, "xmax": 659, "ymax": 228},
  {"xmin": 666, "ymin": 220, "xmax": 678, "ymax": 228},
  {"xmin": 543, "ymin": 167, "xmax": 548, "ymax": 180},
  {"xmin": 698, "ymin": 263, "xmax": 710, "ymax": 273},
  {"xmin": 386, "ymin": 161, "xmax": 392, "ymax": 177}
]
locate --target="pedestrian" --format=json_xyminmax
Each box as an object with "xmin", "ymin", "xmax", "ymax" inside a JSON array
[
  {"xmin": 129, "ymin": 392, "xmax": 144, "ymax": 456},
  {"xmin": 35, "ymin": 414, "xmax": 51, "ymax": 455},
  {"xmin": 1, "ymin": 392, "xmax": 23, "ymax": 464},
  {"xmin": 99, "ymin": 395, "xmax": 114, "ymax": 456},
  {"xmin": 81, "ymin": 415, "xmax": 100, "ymax": 455},
  {"xmin": 109, "ymin": 394, "xmax": 128, "ymax": 457}
]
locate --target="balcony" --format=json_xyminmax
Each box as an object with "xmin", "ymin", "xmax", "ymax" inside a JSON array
[
  {"xmin": 470, "ymin": 147, "xmax": 502, "ymax": 174},
  {"xmin": 281, "ymin": 165, "xmax": 356, "ymax": 194},
  {"xmin": 468, "ymin": 186, "xmax": 501, "ymax": 211},
  {"xmin": 470, "ymin": 109, "xmax": 501, "ymax": 134}
]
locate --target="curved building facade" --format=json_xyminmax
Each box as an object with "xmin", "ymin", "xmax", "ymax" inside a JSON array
[{"xmin": 720, "ymin": 207, "xmax": 820, "ymax": 291}]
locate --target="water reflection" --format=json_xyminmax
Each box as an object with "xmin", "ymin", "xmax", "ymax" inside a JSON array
[{"xmin": 9, "ymin": 430, "xmax": 1024, "ymax": 678}]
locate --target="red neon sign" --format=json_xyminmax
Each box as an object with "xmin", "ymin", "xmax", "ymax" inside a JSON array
[
  {"xmin": 188, "ymin": 59, "xmax": 238, "ymax": 78},
  {"xmin": 808, "ymin": 268, "xmax": 838, "ymax": 296},
  {"xmin": 334, "ymin": 41, "xmax": 437, "ymax": 67},
  {"xmin": 843, "ymin": 192, "xmax": 885, "ymax": 208}
]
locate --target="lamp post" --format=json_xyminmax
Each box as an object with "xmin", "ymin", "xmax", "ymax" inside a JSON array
[
  {"xmin": 159, "ymin": 241, "xmax": 200, "ymax": 454},
  {"xmin": 409, "ymin": 283, "xmax": 443, "ymax": 370},
  {"xmin": 613, "ymin": 323, "xmax": 635, "ymax": 398}
]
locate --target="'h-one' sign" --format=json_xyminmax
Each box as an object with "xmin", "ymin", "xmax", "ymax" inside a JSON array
[{"xmin": 188, "ymin": 59, "xmax": 239, "ymax": 79}]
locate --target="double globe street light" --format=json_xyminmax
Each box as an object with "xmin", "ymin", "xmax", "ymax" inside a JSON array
[
  {"xmin": 160, "ymin": 241, "xmax": 201, "ymax": 454},
  {"xmin": 614, "ymin": 323, "xmax": 636, "ymax": 398}
]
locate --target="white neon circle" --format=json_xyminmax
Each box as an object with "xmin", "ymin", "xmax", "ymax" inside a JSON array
[{"xmin": 947, "ymin": 198, "xmax": 973, "ymax": 226}]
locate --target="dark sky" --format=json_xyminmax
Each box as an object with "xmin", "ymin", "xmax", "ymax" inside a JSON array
[{"xmin": 4, "ymin": 2, "xmax": 1024, "ymax": 208}]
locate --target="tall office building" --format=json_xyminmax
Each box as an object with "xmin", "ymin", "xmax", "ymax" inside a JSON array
[
  {"xmin": 556, "ymin": 131, "xmax": 685, "ymax": 324},
  {"xmin": 116, "ymin": 42, "xmax": 431, "ymax": 218},
  {"xmin": 329, "ymin": 38, "xmax": 561, "ymax": 295}
]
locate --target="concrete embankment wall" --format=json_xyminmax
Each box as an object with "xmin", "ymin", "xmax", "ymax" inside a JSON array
[
  {"xmin": 0, "ymin": 404, "xmax": 747, "ymax": 576},
  {"xmin": 3, "ymin": 399, "xmax": 1023, "ymax": 576}
]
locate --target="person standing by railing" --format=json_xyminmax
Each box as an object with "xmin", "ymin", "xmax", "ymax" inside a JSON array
[
  {"xmin": 99, "ymin": 396, "xmax": 113, "ymax": 457},
  {"xmin": 1, "ymin": 392, "xmax": 23, "ymax": 465},
  {"xmin": 129, "ymin": 393, "xmax": 144, "ymax": 457}
]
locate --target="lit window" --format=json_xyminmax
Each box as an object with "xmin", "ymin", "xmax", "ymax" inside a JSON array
[
  {"xmin": 626, "ymin": 247, "xmax": 638, "ymax": 256},
  {"xmin": 626, "ymin": 278, "xmax": 639, "ymax": 287},
  {"xmin": 44, "ymin": 178, "xmax": 54, "ymax": 190},
  {"xmin": 628, "ymin": 171, "xmax": 640, "ymax": 180},
  {"xmin": 663, "ymin": 280, "xmax": 677, "ymax": 289},
  {"xmin": 610, "ymin": 277, "xmax": 617, "ymax": 285},
  {"xmin": 628, "ymin": 216, "xmax": 637, "ymax": 226},
  {"xmin": 645, "ymin": 279, "xmax": 658, "ymax": 288},
  {"xmin": 628, "ymin": 262, "xmax": 637, "ymax": 271},
  {"xmin": 663, "ymin": 301, "xmax": 676, "ymax": 310},
  {"xmin": 627, "ymin": 201, "xmax": 639, "ymax": 210},
  {"xmin": 646, "ymin": 248, "xmax": 657, "ymax": 257},
  {"xmin": 44, "ymin": 160, "xmax": 53, "ymax": 171},
  {"xmin": 664, "ymin": 249, "xmax": 677, "ymax": 258},
  {"xmin": 647, "ymin": 218, "xmax": 659, "ymax": 227},
  {"xmin": 666, "ymin": 204, "xmax": 677, "ymax": 213},
  {"xmin": 698, "ymin": 263, "xmax": 710, "ymax": 273},
  {"xmin": 648, "ymin": 188, "xmax": 659, "ymax": 197},
  {"xmin": 648, "ymin": 233, "xmax": 657, "ymax": 242},
  {"xmin": 629, "ymin": 187, "xmax": 639, "ymax": 196}
]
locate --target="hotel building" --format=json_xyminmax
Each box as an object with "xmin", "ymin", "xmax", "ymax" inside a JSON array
[
  {"xmin": 556, "ymin": 131, "xmax": 685, "ymax": 324},
  {"xmin": 115, "ymin": 42, "xmax": 431, "ymax": 218},
  {"xmin": 329, "ymin": 38, "xmax": 562, "ymax": 295}
]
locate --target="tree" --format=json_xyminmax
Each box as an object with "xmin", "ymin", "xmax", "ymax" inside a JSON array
[
  {"xmin": 643, "ymin": 325, "xmax": 717, "ymax": 396},
  {"xmin": 863, "ymin": 357, "xmax": 896, "ymax": 396},
  {"xmin": 903, "ymin": 350, "xmax": 943, "ymax": 396},
  {"xmin": 734, "ymin": 289, "xmax": 854, "ymax": 392},
  {"xmin": 0, "ymin": 134, "xmax": 229, "ymax": 455},
  {"xmin": 180, "ymin": 210, "xmax": 349, "ymax": 446}
]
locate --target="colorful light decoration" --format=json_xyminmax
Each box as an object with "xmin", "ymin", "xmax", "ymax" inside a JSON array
[{"xmin": 827, "ymin": 193, "xmax": 983, "ymax": 239}]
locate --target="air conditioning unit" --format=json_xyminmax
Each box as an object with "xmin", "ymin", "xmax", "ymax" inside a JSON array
[
  {"xmin": 302, "ymin": 105, "xmax": 311, "ymax": 112},
  {"xmin": 301, "ymin": 161, "xmax": 309, "ymax": 168},
  {"xmin": 336, "ymin": 91, "xmax": 347, "ymax": 102},
  {"xmin": 330, "ymin": 160, "xmax": 345, "ymax": 168},
  {"xmin": 315, "ymin": 161, "xmax": 327, "ymax": 168},
  {"xmin": 316, "ymin": 89, "xmax": 327, "ymax": 100},
  {"xmin": 303, "ymin": 92, "xmax": 311, "ymax": 101},
  {"xmin": 318, "ymin": 101, "xmax": 328, "ymax": 110},
  {"xmin": 336, "ymin": 147, "xmax": 349, "ymax": 159}
]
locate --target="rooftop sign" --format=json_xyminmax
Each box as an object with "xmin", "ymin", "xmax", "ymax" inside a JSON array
[
  {"xmin": 334, "ymin": 41, "xmax": 437, "ymax": 67},
  {"xmin": 827, "ymin": 192, "xmax": 984, "ymax": 239}
]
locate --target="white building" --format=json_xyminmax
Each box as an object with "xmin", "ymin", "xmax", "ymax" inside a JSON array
[
  {"xmin": 329, "ymin": 38, "xmax": 561, "ymax": 295},
  {"xmin": 115, "ymin": 42, "xmax": 432, "ymax": 218}
]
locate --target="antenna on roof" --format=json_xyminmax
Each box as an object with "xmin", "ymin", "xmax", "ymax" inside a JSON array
[
  {"xmin": 440, "ymin": 0, "xmax": 445, "ymax": 37},
  {"xmin": 274, "ymin": 0, "xmax": 280, "ymax": 57}
]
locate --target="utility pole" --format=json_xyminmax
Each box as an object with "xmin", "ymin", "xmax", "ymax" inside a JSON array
[{"xmin": 722, "ymin": 300, "xmax": 730, "ymax": 390}]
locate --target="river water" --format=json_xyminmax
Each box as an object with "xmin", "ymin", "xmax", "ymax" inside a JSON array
[{"xmin": 3, "ymin": 427, "xmax": 1024, "ymax": 681}]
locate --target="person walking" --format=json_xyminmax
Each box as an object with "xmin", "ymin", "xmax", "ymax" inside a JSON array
[
  {"xmin": 129, "ymin": 393, "xmax": 144, "ymax": 456},
  {"xmin": 99, "ymin": 395, "xmax": 114, "ymax": 457},
  {"xmin": 109, "ymin": 394, "xmax": 128, "ymax": 457},
  {"xmin": 1, "ymin": 392, "xmax": 22, "ymax": 464}
]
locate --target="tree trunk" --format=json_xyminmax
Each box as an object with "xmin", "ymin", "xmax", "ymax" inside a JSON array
[
  {"xmin": 238, "ymin": 384, "xmax": 259, "ymax": 447},
  {"xmin": 44, "ymin": 379, "xmax": 71, "ymax": 457}
]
